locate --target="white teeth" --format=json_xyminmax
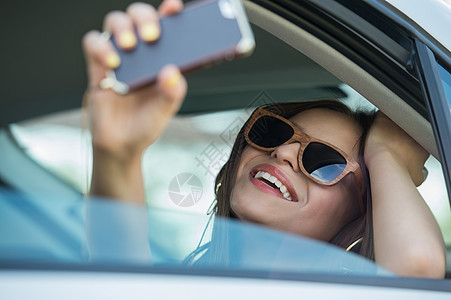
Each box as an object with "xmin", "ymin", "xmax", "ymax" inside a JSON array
[
  {"xmin": 269, "ymin": 176, "xmax": 277, "ymax": 183},
  {"xmin": 254, "ymin": 170, "xmax": 293, "ymax": 201}
]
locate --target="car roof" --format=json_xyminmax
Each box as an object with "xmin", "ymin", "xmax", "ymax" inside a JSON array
[{"xmin": 386, "ymin": 0, "xmax": 451, "ymax": 51}]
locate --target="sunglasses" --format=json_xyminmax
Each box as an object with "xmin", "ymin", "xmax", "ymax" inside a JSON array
[{"xmin": 244, "ymin": 108, "xmax": 361, "ymax": 186}]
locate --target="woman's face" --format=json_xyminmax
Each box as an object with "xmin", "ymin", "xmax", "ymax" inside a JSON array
[{"xmin": 231, "ymin": 108, "xmax": 363, "ymax": 241}]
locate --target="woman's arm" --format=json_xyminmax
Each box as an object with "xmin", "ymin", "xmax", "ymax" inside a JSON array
[
  {"xmin": 82, "ymin": 0, "xmax": 187, "ymax": 204},
  {"xmin": 365, "ymin": 112, "xmax": 446, "ymax": 278}
]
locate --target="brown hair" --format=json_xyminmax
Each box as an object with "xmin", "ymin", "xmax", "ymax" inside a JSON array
[{"xmin": 187, "ymin": 99, "xmax": 376, "ymax": 265}]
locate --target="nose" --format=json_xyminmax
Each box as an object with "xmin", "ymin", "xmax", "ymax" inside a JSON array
[{"xmin": 271, "ymin": 142, "xmax": 301, "ymax": 172}]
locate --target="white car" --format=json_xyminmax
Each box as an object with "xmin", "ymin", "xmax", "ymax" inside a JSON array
[{"xmin": 0, "ymin": 0, "xmax": 450, "ymax": 298}]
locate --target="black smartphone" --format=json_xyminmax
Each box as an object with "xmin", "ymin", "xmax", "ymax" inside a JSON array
[{"xmin": 102, "ymin": 0, "xmax": 255, "ymax": 94}]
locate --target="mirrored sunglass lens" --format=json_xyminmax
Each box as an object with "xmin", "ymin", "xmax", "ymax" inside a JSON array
[
  {"xmin": 248, "ymin": 116, "xmax": 294, "ymax": 148},
  {"xmin": 302, "ymin": 142, "xmax": 347, "ymax": 183},
  {"xmin": 310, "ymin": 164, "xmax": 347, "ymax": 183}
]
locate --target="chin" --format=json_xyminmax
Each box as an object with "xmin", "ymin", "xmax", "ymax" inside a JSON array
[{"xmin": 230, "ymin": 196, "xmax": 266, "ymax": 224}]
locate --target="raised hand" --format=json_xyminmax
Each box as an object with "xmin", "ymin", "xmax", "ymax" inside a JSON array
[
  {"xmin": 365, "ymin": 112, "xmax": 429, "ymax": 186},
  {"xmin": 82, "ymin": 0, "xmax": 187, "ymax": 203}
]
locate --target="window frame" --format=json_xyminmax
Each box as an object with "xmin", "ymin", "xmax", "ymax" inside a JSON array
[{"xmin": 414, "ymin": 41, "xmax": 451, "ymax": 209}]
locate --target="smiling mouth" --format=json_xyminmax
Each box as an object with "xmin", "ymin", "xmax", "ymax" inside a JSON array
[{"xmin": 253, "ymin": 170, "xmax": 293, "ymax": 201}]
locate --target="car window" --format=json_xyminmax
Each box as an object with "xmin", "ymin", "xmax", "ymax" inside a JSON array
[
  {"xmin": 8, "ymin": 84, "xmax": 451, "ymax": 256},
  {"xmin": 0, "ymin": 187, "xmax": 393, "ymax": 276},
  {"xmin": 438, "ymin": 63, "xmax": 451, "ymax": 110}
]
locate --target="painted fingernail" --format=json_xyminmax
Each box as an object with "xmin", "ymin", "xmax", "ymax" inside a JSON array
[
  {"xmin": 165, "ymin": 69, "xmax": 181, "ymax": 88},
  {"xmin": 106, "ymin": 52, "xmax": 121, "ymax": 69},
  {"xmin": 118, "ymin": 30, "xmax": 137, "ymax": 48},
  {"xmin": 141, "ymin": 23, "xmax": 160, "ymax": 42}
]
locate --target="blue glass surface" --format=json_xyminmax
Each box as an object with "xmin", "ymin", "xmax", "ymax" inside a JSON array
[
  {"xmin": 438, "ymin": 63, "xmax": 451, "ymax": 111},
  {"xmin": 0, "ymin": 188, "xmax": 392, "ymax": 276},
  {"xmin": 311, "ymin": 164, "xmax": 346, "ymax": 183}
]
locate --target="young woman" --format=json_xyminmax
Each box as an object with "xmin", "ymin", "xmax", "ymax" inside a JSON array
[{"xmin": 82, "ymin": 0, "xmax": 446, "ymax": 278}]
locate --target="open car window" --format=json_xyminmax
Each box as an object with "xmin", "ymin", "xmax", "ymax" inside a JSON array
[
  {"xmin": 2, "ymin": 1, "xmax": 451, "ymax": 297},
  {"xmin": 6, "ymin": 85, "xmax": 451, "ymax": 270}
]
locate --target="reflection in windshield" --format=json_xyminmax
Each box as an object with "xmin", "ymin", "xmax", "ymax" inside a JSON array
[{"xmin": 0, "ymin": 189, "xmax": 392, "ymax": 276}]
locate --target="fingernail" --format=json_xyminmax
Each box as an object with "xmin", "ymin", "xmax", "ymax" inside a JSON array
[
  {"xmin": 141, "ymin": 23, "xmax": 160, "ymax": 42},
  {"xmin": 118, "ymin": 30, "xmax": 137, "ymax": 48},
  {"xmin": 106, "ymin": 52, "xmax": 121, "ymax": 69},
  {"xmin": 165, "ymin": 69, "xmax": 181, "ymax": 88}
]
